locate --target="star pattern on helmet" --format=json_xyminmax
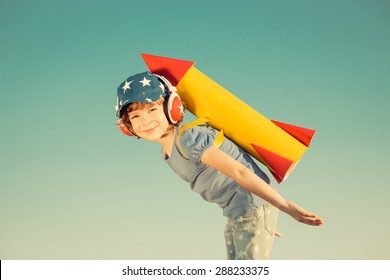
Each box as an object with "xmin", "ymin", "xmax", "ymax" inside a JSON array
[
  {"xmin": 115, "ymin": 97, "xmax": 119, "ymax": 111},
  {"xmin": 178, "ymin": 104, "xmax": 184, "ymax": 115},
  {"xmin": 140, "ymin": 77, "xmax": 151, "ymax": 87},
  {"xmin": 122, "ymin": 80, "xmax": 132, "ymax": 93},
  {"xmin": 116, "ymin": 72, "xmax": 169, "ymax": 117},
  {"xmin": 159, "ymin": 82, "xmax": 165, "ymax": 92}
]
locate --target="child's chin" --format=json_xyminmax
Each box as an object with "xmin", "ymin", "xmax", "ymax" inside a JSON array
[{"xmin": 142, "ymin": 134, "xmax": 162, "ymax": 142}]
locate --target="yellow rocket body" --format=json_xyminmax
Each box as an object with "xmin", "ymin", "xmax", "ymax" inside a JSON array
[
  {"xmin": 178, "ymin": 66, "xmax": 306, "ymax": 175},
  {"xmin": 142, "ymin": 54, "xmax": 316, "ymax": 183}
]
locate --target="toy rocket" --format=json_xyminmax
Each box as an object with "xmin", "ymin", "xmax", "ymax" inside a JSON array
[{"xmin": 142, "ymin": 53, "xmax": 316, "ymax": 183}]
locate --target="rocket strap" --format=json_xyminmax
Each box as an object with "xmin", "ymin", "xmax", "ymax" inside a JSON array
[{"xmin": 177, "ymin": 117, "xmax": 224, "ymax": 160}]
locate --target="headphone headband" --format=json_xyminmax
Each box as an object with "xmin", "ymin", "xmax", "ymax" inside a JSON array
[{"xmin": 154, "ymin": 74, "xmax": 177, "ymax": 94}]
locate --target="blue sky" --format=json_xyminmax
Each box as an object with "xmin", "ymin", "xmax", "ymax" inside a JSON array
[{"xmin": 1, "ymin": 0, "xmax": 389, "ymax": 259}]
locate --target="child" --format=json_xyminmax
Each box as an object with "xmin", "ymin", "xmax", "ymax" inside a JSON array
[{"xmin": 115, "ymin": 71, "xmax": 323, "ymax": 260}]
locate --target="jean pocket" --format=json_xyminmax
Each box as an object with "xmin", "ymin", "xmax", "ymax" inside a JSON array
[{"xmin": 263, "ymin": 204, "xmax": 278, "ymax": 236}]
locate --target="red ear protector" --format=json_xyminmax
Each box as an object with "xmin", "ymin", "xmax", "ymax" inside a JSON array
[
  {"xmin": 164, "ymin": 91, "xmax": 184, "ymax": 124},
  {"xmin": 119, "ymin": 123, "xmax": 134, "ymax": 136},
  {"xmin": 118, "ymin": 76, "xmax": 184, "ymax": 137}
]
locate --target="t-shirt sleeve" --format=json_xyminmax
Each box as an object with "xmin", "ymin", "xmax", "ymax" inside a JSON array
[{"xmin": 179, "ymin": 126, "xmax": 220, "ymax": 163}]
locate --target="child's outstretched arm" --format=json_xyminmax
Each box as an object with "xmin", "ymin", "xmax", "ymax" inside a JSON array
[{"xmin": 201, "ymin": 146, "xmax": 324, "ymax": 226}]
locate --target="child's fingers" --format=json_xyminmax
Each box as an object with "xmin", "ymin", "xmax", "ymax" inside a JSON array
[
  {"xmin": 304, "ymin": 212, "xmax": 317, "ymax": 217},
  {"xmin": 303, "ymin": 211, "xmax": 324, "ymax": 225},
  {"xmin": 275, "ymin": 231, "xmax": 283, "ymax": 238},
  {"xmin": 303, "ymin": 216, "xmax": 324, "ymax": 226},
  {"xmin": 286, "ymin": 201, "xmax": 324, "ymax": 226}
]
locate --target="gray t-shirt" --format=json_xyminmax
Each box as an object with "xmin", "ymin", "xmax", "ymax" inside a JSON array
[{"xmin": 164, "ymin": 124, "xmax": 271, "ymax": 218}]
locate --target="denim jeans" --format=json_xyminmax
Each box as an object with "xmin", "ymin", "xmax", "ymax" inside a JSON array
[{"xmin": 224, "ymin": 204, "xmax": 279, "ymax": 260}]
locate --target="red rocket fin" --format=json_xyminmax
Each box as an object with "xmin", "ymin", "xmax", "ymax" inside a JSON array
[
  {"xmin": 251, "ymin": 143, "xmax": 294, "ymax": 184},
  {"xmin": 141, "ymin": 54, "xmax": 195, "ymax": 86},
  {"xmin": 271, "ymin": 120, "xmax": 316, "ymax": 147},
  {"xmin": 269, "ymin": 170, "xmax": 283, "ymax": 184}
]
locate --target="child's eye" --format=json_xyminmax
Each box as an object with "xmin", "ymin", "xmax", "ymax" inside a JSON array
[
  {"xmin": 130, "ymin": 115, "xmax": 139, "ymax": 120},
  {"xmin": 149, "ymin": 108, "xmax": 158, "ymax": 112}
]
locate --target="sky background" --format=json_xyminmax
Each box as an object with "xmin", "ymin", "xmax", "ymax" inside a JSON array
[{"xmin": 1, "ymin": 0, "xmax": 389, "ymax": 260}]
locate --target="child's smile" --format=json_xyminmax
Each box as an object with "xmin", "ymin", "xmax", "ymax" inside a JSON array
[{"xmin": 142, "ymin": 125, "xmax": 158, "ymax": 134}]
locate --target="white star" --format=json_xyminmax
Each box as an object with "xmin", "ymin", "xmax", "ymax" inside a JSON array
[
  {"xmin": 243, "ymin": 224, "xmax": 251, "ymax": 231},
  {"xmin": 178, "ymin": 104, "xmax": 184, "ymax": 114},
  {"xmin": 238, "ymin": 250, "xmax": 245, "ymax": 258},
  {"xmin": 237, "ymin": 216, "xmax": 244, "ymax": 223},
  {"xmin": 145, "ymin": 98, "xmax": 152, "ymax": 103},
  {"xmin": 115, "ymin": 97, "xmax": 120, "ymax": 111},
  {"xmin": 140, "ymin": 77, "xmax": 151, "ymax": 87},
  {"xmin": 159, "ymin": 82, "xmax": 165, "ymax": 92},
  {"xmin": 122, "ymin": 80, "xmax": 132, "ymax": 93}
]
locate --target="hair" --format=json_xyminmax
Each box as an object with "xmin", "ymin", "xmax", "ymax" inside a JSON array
[{"xmin": 117, "ymin": 96, "xmax": 185, "ymax": 137}]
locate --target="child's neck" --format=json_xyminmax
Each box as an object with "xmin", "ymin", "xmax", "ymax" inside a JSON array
[{"xmin": 158, "ymin": 126, "xmax": 177, "ymax": 157}]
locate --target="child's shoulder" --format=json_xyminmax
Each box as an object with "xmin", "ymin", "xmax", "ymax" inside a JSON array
[
  {"xmin": 179, "ymin": 123, "xmax": 218, "ymax": 142},
  {"xmin": 177, "ymin": 124, "xmax": 220, "ymax": 161}
]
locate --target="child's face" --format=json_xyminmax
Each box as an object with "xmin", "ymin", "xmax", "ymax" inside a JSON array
[{"xmin": 128, "ymin": 102, "xmax": 170, "ymax": 141}]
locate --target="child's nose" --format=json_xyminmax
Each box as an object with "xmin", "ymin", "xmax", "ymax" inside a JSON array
[{"xmin": 142, "ymin": 117, "xmax": 152, "ymax": 125}]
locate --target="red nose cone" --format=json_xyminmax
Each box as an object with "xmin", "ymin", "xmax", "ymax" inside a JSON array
[{"xmin": 141, "ymin": 53, "xmax": 195, "ymax": 86}]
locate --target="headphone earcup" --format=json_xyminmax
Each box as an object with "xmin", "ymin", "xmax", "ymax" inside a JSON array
[
  {"xmin": 165, "ymin": 92, "xmax": 183, "ymax": 124},
  {"xmin": 119, "ymin": 123, "xmax": 134, "ymax": 136}
]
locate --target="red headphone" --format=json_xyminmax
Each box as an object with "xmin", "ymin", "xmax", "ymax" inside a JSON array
[{"xmin": 118, "ymin": 75, "xmax": 184, "ymax": 137}]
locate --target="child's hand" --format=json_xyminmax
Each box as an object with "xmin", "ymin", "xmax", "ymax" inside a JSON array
[{"xmin": 283, "ymin": 201, "xmax": 324, "ymax": 226}]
